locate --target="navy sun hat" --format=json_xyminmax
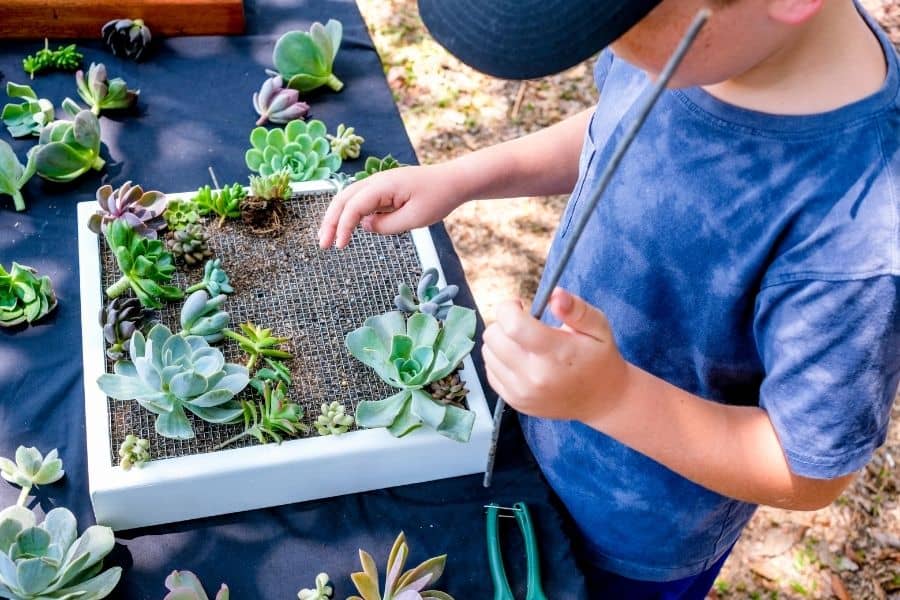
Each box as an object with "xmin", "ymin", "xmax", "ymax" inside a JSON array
[{"xmin": 417, "ymin": 0, "xmax": 663, "ymax": 80}]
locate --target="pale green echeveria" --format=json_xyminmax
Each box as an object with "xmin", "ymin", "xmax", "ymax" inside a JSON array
[
  {"xmin": 1, "ymin": 82, "xmax": 54, "ymax": 138},
  {"xmin": 179, "ymin": 289, "xmax": 230, "ymax": 343},
  {"xmin": 245, "ymin": 119, "xmax": 341, "ymax": 182},
  {"xmin": 0, "ymin": 446, "xmax": 63, "ymax": 506},
  {"xmin": 0, "ymin": 505, "xmax": 122, "ymax": 600},
  {"xmin": 97, "ymin": 324, "xmax": 249, "ymax": 440},
  {"xmin": 0, "ymin": 140, "xmax": 35, "ymax": 212},
  {"xmin": 28, "ymin": 109, "xmax": 104, "ymax": 183},
  {"xmin": 271, "ymin": 19, "xmax": 343, "ymax": 93},
  {"xmin": 346, "ymin": 306, "xmax": 477, "ymax": 442}
]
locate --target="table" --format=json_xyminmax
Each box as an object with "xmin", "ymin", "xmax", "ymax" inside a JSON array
[{"xmin": 0, "ymin": 1, "xmax": 587, "ymax": 597}]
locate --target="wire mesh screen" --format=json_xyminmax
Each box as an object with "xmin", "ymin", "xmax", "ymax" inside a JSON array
[{"xmin": 100, "ymin": 189, "xmax": 423, "ymax": 465}]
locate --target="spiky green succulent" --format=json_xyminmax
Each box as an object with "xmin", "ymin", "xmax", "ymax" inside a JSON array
[
  {"xmin": 216, "ymin": 382, "xmax": 308, "ymax": 450},
  {"xmin": 315, "ymin": 402, "xmax": 354, "ymax": 436},
  {"xmin": 327, "ymin": 124, "xmax": 363, "ymax": 160},
  {"xmin": 349, "ymin": 532, "xmax": 453, "ymax": 600},
  {"xmin": 118, "ymin": 434, "xmax": 150, "ymax": 471},
  {"xmin": 167, "ymin": 223, "xmax": 213, "ymax": 267},
  {"xmin": 193, "ymin": 183, "xmax": 246, "ymax": 226},
  {"xmin": 0, "ymin": 446, "xmax": 64, "ymax": 507},
  {"xmin": 0, "ymin": 262, "xmax": 57, "ymax": 328},
  {"xmin": 0, "ymin": 140, "xmax": 35, "ymax": 212},
  {"xmin": 22, "ymin": 39, "xmax": 83, "ymax": 79},
  {"xmin": 248, "ymin": 168, "xmax": 292, "ymax": 201},
  {"xmin": 245, "ymin": 120, "xmax": 341, "ymax": 182},
  {"xmin": 395, "ymin": 268, "xmax": 459, "ymax": 321},
  {"xmin": 223, "ymin": 322, "xmax": 292, "ymax": 372},
  {"xmin": 354, "ymin": 154, "xmax": 401, "ymax": 182},
  {"xmin": 2, "ymin": 82, "xmax": 54, "ymax": 138},
  {"xmin": 186, "ymin": 258, "xmax": 234, "ymax": 296},
  {"xmin": 28, "ymin": 109, "xmax": 105, "ymax": 183},
  {"xmin": 164, "ymin": 198, "xmax": 201, "ymax": 231},
  {"xmin": 270, "ymin": 20, "xmax": 344, "ymax": 93},
  {"xmin": 179, "ymin": 289, "xmax": 229, "ymax": 343},
  {"xmin": 100, "ymin": 296, "xmax": 150, "ymax": 360},
  {"xmin": 104, "ymin": 219, "xmax": 182, "ymax": 309},
  {"xmin": 249, "ymin": 358, "xmax": 292, "ymax": 395},
  {"xmin": 88, "ymin": 180, "xmax": 167, "ymax": 239},
  {"xmin": 164, "ymin": 571, "xmax": 229, "ymax": 600},
  {"xmin": 97, "ymin": 323, "xmax": 249, "ymax": 439},
  {"xmin": 298, "ymin": 573, "xmax": 333, "ymax": 600}
]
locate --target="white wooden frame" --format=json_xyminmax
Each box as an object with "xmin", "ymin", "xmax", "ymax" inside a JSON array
[{"xmin": 78, "ymin": 181, "xmax": 492, "ymax": 531}]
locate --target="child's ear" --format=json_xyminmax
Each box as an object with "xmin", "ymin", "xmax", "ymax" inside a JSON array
[{"xmin": 766, "ymin": 0, "xmax": 824, "ymax": 26}]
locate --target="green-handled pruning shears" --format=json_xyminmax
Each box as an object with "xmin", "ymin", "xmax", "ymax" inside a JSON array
[{"xmin": 486, "ymin": 502, "xmax": 548, "ymax": 600}]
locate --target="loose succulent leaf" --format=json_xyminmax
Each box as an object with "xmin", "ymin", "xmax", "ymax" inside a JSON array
[
  {"xmin": 102, "ymin": 19, "xmax": 152, "ymax": 61},
  {"xmin": 0, "ymin": 140, "xmax": 36, "ymax": 212},
  {"xmin": 2, "ymin": 82, "xmax": 54, "ymax": 138},
  {"xmin": 118, "ymin": 434, "xmax": 150, "ymax": 470},
  {"xmin": 271, "ymin": 20, "xmax": 344, "ymax": 93},
  {"xmin": 0, "ymin": 262, "xmax": 58, "ymax": 327},
  {"xmin": 22, "ymin": 39, "xmax": 83, "ymax": 79},
  {"xmin": 76, "ymin": 63, "xmax": 139, "ymax": 116},
  {"xmin": 186, "ymin": 258, "xmax": 234, "ymax": 296},
  {"xmin": 105, "ymin": 220, "xmax": 182, "ymax": 309},
  {"xmin": 179, "ymin": 289, "xmax": 230, "ymax": 343},
  {"xmin": 88, "ymin": 181, "xmax": 167, "ymax": 238},
  {"xmin": 30, "ymin": 109, "xmax": 105, "ymax": 183},
  {"xmin": 326, "ymin": 124, "xmax": 364, "ymax": 160},
  {"xmin": 253, "ymin": 75, "xmax": 310, "ymax": 126},
  {"xmin": 245, "ymin": 120, "xmax": 341, "ymax": 182},
  {"xmin": 354, "ymin": 154, "xmax": 402, "ymax": 182}
]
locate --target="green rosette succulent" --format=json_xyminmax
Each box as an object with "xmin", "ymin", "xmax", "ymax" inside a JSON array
[
  {"xmin": 167, "ymin": 223, "xmax": 213, "ymax": 267},
  {"xmin": 345, "ymin": 307, "xmax": 477, "ymax": 442},
  {"xmin": 245, "ymin": 120, "xmax": 341, "ymax": 182},
  {"xmin": 76, "ymin": 63, "xmax": 139, "ymax": 116},
  {"xmin": 194, "ymin": 183, "xmax": 246, "ymax": 226},
  {"xmin": 270, "ymin": 20, "xmax": 344, "ymax": 93},
  {"xmin": 0, "ymin": 505, "xmax": 122, "ymax": 600},
  {"xmin": 29, "ymin": 109, "xmax": 105, "ymax": 183},
  {"xmin": 165, "ymin": 198, "xmax": 201, "ymax": 231},
  {"xmin": 179, "ymin": 289, "xmax": 230, "ymax": 343},
  {"xmin": 87, "ymin": 180, "xmax": 167, "ymax": 239},
  {"xmin": 186, "ymin": 258, "xmax": 234, "ymax": 296},
  {"xmin": 349, "ymin": 532, "xmax": 453, "ymax": 600},
  {"xmin": 104, "ymin": 219, "xmax": 183, "ymax": 309},
  {"xmin": 164, "ymin": 570, "xmax": 229, "ymax": 600},
  {"xmin": 354, "ymin": 154, "xmax": 401, "ymax": 182},
  {"xmin": 2, "ymin": 82, "xmax": 54, "ymax": 138},
  {"xmin": 0, "ymin": 262, "xmax": 57, "ymax": 327},
  {"xmin": 315, "ymin": 401, "xmax": 354, "ymax": 436},
  {"xmin": 0, "ymin": 140, "xmax": 35, "ymax": 212},
  {"xmin": 97, "ymin": 323, "xmax": 250, "ymax": 439},
  {"xmin": 118, "ymin": 434, "xmax": 150, "ymax": 471}
]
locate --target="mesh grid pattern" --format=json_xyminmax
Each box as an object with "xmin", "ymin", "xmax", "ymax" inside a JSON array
[{"xmin": 100, "ymin": 190, "xmax": 423, "ymax": 465}]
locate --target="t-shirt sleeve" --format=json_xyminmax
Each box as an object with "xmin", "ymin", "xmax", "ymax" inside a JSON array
[
  {"xmin": 594, "ymin": 50, "xmax": 615, "ymax": 93},
  {"xmin": 753, "ymin": 274, "xmax": 900, "ymax": 479}
]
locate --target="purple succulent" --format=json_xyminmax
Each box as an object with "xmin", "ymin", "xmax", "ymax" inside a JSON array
[
  {"xmin": 252, "ymin": 75, "xmax": 310, "ymax": 126},
  {"xmin": 87, "ymin": 181, "xmax": 167, "ymax": 239},
  {"xmin": 100, "ymin": 297, "xmax": 151, "ymax": 360}
]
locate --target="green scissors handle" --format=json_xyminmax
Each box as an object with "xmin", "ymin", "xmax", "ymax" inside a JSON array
[{"xmin": 486, "ymin": 502, "xmax": 548, "ymax": 600}]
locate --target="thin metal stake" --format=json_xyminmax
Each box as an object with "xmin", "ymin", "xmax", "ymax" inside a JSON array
[{"xmin": 483, "ymin": 9, "xmax": 711, "ymax": 487}]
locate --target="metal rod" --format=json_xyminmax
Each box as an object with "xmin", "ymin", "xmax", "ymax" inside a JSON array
[{"xmin": 483, "ymin": 8, "xmax": 711, "ymax": 488}]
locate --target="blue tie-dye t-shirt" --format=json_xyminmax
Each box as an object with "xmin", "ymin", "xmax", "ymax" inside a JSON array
[{"xmin": 520, "ymin": 10, "xmax": 900, "ymax": 582}]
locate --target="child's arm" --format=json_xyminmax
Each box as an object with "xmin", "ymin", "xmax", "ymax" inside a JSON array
[{"xmin": 318, "ymin": 107, "xmax": 594, "ymax": 248}]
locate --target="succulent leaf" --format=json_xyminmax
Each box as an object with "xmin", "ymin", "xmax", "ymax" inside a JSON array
[
  {"xmin": 0, "ymin": 140, "xmax": 35, "ymax": 212},
  {"xmin": 104, "ymin": 220, "xmax": 182, "ymax": 309},
  {"xmin": 271, "ymin": 20, "xmax": 344, "ymax": 93},
  {"xmin": 349, "ymin": 532, "xmax": 453, "ymax": 600},
  {"xmin": 76, "ymin": 63, "xmax": 139, "ymax": 116},
  {"xmin": 102, "ymin": 19, "xmax": 152, "ymax": 61},
  {"xmin": 0, "ymin": 446, "xmax": 64, "ymax": 507},
  {"xmin": 245, "ymin": 120, "xmax": 341, "ymax": 182},
  {"xmin": 0, "ymin": 262, "xmax": 57, "ymax": 327},
  {"xmin": 88, "ymin": 181, "xmax": 167, "ymax": 238},
  {"xmin": 29, "ymin": 109, "xmax": 104, "ymax": 183},
  {"xmin": 179, "ymin": 289, "xmax": 230, "ymax": 343},
  {"xmin": 2, "ymin": 82, "xmax": 54, "ymax": 138},
  {"xmin": 216, "ymin": 382, "xmax": 308, "ymax": 449},
  {"xmin": 249, "ymin": 358, "xmax": 292, "ymax": 395}
]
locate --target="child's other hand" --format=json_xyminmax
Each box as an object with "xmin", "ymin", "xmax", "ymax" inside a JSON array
[
  {"xmin": 483, "ymin": 288, "xmax": 629, "ymax": 422},
  {"xmin": 318, "ymin": 164, "xmax": 464, "ymax": 249}
]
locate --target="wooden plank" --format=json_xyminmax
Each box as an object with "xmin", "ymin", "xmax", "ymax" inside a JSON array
[{"xmin": 0, "ymin": 0, "xmax": 245, "ymax": 39}]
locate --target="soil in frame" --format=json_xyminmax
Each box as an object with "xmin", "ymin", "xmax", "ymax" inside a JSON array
[{"xmin": 100, "ymin": 189, "xmax": 426, "ymax": 464}]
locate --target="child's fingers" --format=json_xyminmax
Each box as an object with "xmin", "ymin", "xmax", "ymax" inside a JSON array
[
  {"xmin": 333, "ymin": 182, "xmax": 391, "ymax": 248},
  {"xmin": 549, "ymin": 288, "xmax": 611, "ymax": 342},
  {"xmin": 495, "ymin": 300, "xmax": 558, "ymax": 353},
  {"xmin": 482, "ymin": 345, "xmax": 521, "ymax": 402},
  {"xmin": 483, "ymin": 323, "xmax": 529, "ymax": 368},
  {"xmin": 318, "ymin": 185, "xmax": 359, "ymax": 248}
]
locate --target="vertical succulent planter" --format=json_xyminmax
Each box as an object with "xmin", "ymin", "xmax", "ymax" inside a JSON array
[{"xmin": 78, "ymin": 181, "xmax": 492, "ymax": 531}]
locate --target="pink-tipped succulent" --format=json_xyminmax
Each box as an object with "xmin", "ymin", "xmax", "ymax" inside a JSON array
[
  {"xmin": 87, "ymin": 180, "xmax": 167, "ymax": 239},
  {"xmin": 252, "ymin": 75, "xmax": 309, "ymax": 126}
]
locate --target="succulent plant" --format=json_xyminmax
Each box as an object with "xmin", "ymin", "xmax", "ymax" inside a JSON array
[
  {"xmin": 118, "ymin": 434, "xmax": 150, "ymax": 470},
  {"xmin": 245, "ymin": 120, "xmax": 341, "ymax": 182},
  {"xmin": 164, "ymin": 571, "xmax": 229, "ymax": 600},
  {"xmin": 270, "ymin": 20, "xmax": 344, "ymax": 93},
  {"xmin": 249, "ymin": 358, "xmax": 292, "ymax": 395},
  {"xmin": 248, "ymin": 168, "xmax": 292, "ymax": 201},
  {"xmin": 164, "ymin": 198, "xmax": 201, "ymax": 231},
  {"xmin": 193, "ymin": 183, "xmax": 246, "ymax": 226},
  {"xmin": 0, "ymin": 505, "xmax": 121, "ymax": 600},
  {"xmin": 28, "ymin": 109, "xmax": 105, "ymax": 183},
  {"xmin": 76, "ymin": 63, "xmax": 139, "ymax": 116},
  {"xmin": 102, "ymin": 18, "xmax": 152, "ymax": 61},
  {"xmin": 345, "ymin": 307, "xmax": 477, "ymax": 442},
  {"xmin": 167, "ymin": 224, "xmax": 213, "ymax": 267},
  {"xmin": 97, "ymin": 323, "xmax": 249, "ymax": 439},
  {"xmin": 179, "ymin": 289, "xmax": 229, "ymax": 343},
  {"xmin": 395, "ymin": 268, "xmax": 459, "ymax": 321},
  {"xmin": 104, "ymin": 220, "xmax": 182, "ymax": 309},
  {"xmin": 223, "ymin": 322, "xmax": 292, "ymax": 372},
  {"xmin": 354, "ymin": 154, "xmax": 402, "ymax": 182},
  {"xmin": 426, "ymin": 371, "xmax": 468, "ymax": 409},
  {"xmin": 100, "ymin": 296, "xmax": 151, "ymax": 360},
  {"xmin": 87, "ymin": 180, "xmax": 167, "ymax": 239},
  {"xmin": 0, "ymin": 262, "xmax": 57, "ymax": 328},
  {"xmin": 253, "ymin": 75, "xmax": 310, "ymax": 126},
  {"xmin": 186, "ymin": 258, "xmax": 234, "ymax": 296},
  {"xmin": 298, "ymin": 573, "xmax": 333, "ymax": 600},
  {"xmin": 22, "ymin": 39, "xmax": 83, "ymax": 79},
  {"xmin": 216, "ymin": 382, "xmax": 308, "ymax": 450},
  {"xmin": 326, "ymin": 124, "xmax": 364, "ymax": 160},
  {"xmin": 349, "ymin": 532, "xmax": 453, "ymax": 600},
  {"xmin": 0, "ymin": 140, "xmax": 35, "ymax": 212},
  {"xmin": 0, "ymin": 446, "xmax": 64, "ymax": 507},
  {"xmin": 2, "ymin": 82, "xmax": 54, "ymax": 138},
  {"xmin": 315, "ymin": 401, "xmax": 354, "ymax": 436}
]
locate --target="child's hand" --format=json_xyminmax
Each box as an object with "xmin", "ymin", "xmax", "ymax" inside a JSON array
[
  {"xmin": 483, "ymin": 287, "xmax": 630, "ymax": 422},
  {"xmin": 318, "ymin": 164, "xmax": 465, "ymax": 249}
]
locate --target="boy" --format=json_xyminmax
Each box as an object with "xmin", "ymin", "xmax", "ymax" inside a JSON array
[{"xmin": 319, "ymin": 0, "xmax": 900, "ymax": 596}]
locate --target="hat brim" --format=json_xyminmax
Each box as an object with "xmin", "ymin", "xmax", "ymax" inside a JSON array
[{"xmin": 418, "ymin": 0, "xmax": 662, "ymax": 80}]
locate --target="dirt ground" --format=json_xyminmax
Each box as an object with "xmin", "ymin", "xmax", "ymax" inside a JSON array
[{"xmin": 354, "ymin": 1, "xmax": 900, "ymax": 598}]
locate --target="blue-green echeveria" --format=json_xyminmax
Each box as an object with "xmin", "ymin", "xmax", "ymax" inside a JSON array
[{"xmin": 245, "ymin": 120, "xmax": 341, "ymax": 182}]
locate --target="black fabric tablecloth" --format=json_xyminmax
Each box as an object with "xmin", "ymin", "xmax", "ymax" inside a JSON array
[{"xmin": 0, "ymin": 1, "xmax": 587, "ymax": 597}]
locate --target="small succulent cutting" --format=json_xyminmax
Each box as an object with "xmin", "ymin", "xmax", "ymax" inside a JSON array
[
  {"xmin": 22, "ymin": 39, "xmax": 83, "ymax": 79},
  {"xmin": 253, "ymin": 75, "xmax": 310, "ymax": 126},
  {"xmin": 248, "ymin": 168, "xmax": 293, "ymax": 202},
  {"xmin": 102, "ymin": 18, "xmax": 152, "ymax": 61},
  {"xmin": 165, "ymin": 198, "xmax": 201, "ymax": 231},
  {"xmin": 249, "ymin": 358, "xmax": 292, "ymax": 395},
  {"xmin": 164, "ymin": 570, "xmax": 229, "ymax": 600},
  {"xmin": 327, "ymin": 124, "xmax": 364, "ymax": 160},
  {"xmin": 354, "ymin": 154, "xmax": 402, "ymax": 182},
  {"xmin": 223, "ymin": 322, "xmax": 292, "ymax": 371},
  {"xmin": 245, "ymin": 120, "xmax": 341, "ymax": 182},
  {"xmin": 2, "ymin": 82, "xmax": 54, "ymax": 138},
  {"xmin": 216, "ymin": 382, "xmax": 308, "ymax": 450},
  {"xmin": 298, "ymin": 573, "xmax": 333, "ymax": 600},
  {"xmin": 179, "ymin": 290, "xmax": 230, "ymax": 343},
  {"xmin": 88, "ymin": 180, "xmax": 167, "ymax": 239},
  {"xmin": 270, "ymin": 19, "xmax": 344, "ymax": 92},
  {"xmin": 100, "ymin": 296, "xmax": 151, "ymax": 360},
  {"xmin": 0, "ymin": 262, "xmax": 57, "ymax": 327},
  {"xmin": 75, "ymin": 63, "xmax": 139, "ymax": 116},
  {"xmin": 315, "ymin": 402, "xmax": 354, "ymax": 436},
  {"xmin": 395, "ymin": 268, "xmax": 459, "ymax": 321},
  {"xmin": 194, "ymin": 183, "xmax": 246, "ymax": 226},
  {"xmin": 29, "ymin": 109, "xmax": 105, "ymax": 183},
  {"xmin": 105, "ymin": 219, "xmax": 183, "ymax": 309},
  {"xmin": 186, "ymin": 258, "xmax": 234, "ymax": 296},
  {"xmin": 118, "ymin": 434, "xmax": 150, "ymax": 470},
  {"xmin": 345, "ymin": 307, "xmax": 477, "ymax": 442},
  {"xmin": 0, "ymin": 446, "xmax": 64, "ymax": 507},
  {"xmin": 97, "ymin": 323, "xmax": 249, "ymax": 439},
  {"xmin": 0, "ymin": 505, "xmax": 121, "ymax": 600},
  {"xmin": 349, "ymin": 532, "xmax": 453, "ymax": 600},
  {"xmin": 0, "ymin": 140, "xmax": 36, "ymax": 212},
  {"xmin": 167, "ymin": 223, "xmax": 213, "ymax": 267},
  {"xmin": 427, "ymin": 371, "xmax": 468, "ymax": 409}
]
